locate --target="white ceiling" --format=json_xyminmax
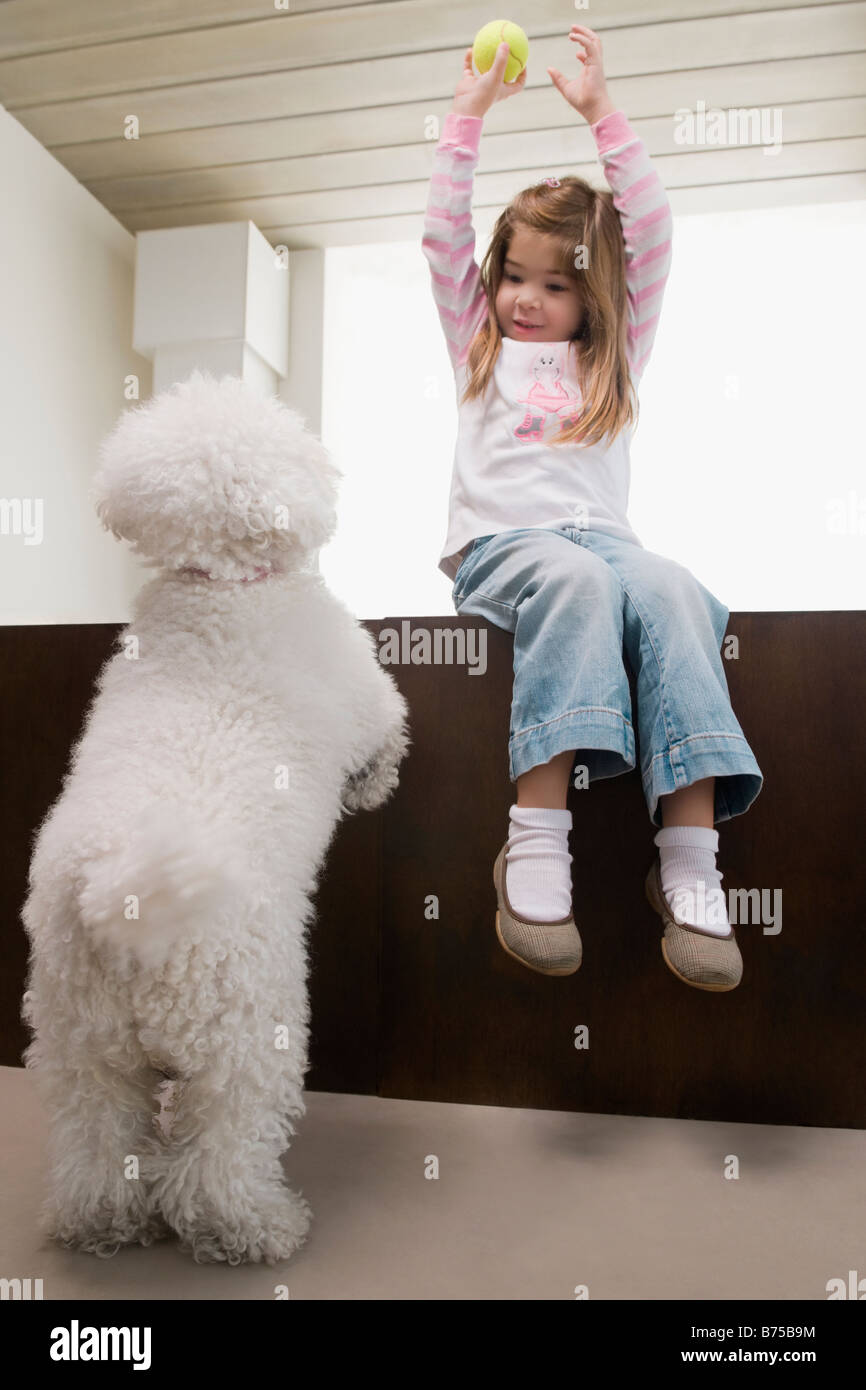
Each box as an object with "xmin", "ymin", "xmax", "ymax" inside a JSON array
[{"xmin": 1, "ymin": 0, "xmax": 864, "ymax": 247}]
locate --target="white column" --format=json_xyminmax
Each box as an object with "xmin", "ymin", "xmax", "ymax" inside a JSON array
[
  {"xmin": 133, "ymin": 221, "xmax": 289, "ymax": 395},
  {"xmin": 283, "ymin": 249, "xmax": 327, "ymax": 573},
  {"xmin": 282, "ymin": 248, "xmax": 325, "ymax": 438}
]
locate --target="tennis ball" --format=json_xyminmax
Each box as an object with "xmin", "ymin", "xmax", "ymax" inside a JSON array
[{"xmin": 472, "ymin": 20, "xmax": 529, "ymax": 83}]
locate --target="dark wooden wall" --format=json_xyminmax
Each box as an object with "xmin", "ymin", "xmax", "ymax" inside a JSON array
[{"xmin": 3, "ymin": 614, "xmax": 864, "ymax": 1128}]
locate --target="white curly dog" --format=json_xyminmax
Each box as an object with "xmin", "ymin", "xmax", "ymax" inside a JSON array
[{"xmin": 20, "ymin": 370, "xmax": 410, "ymax": 1266}]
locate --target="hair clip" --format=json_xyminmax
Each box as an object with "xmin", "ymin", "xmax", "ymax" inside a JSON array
[{"xmin": 543, "ymin": 177, "xmax": 561, "ymax": 187}]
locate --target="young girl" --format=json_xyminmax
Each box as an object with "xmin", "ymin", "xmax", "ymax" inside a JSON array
[{"xmin": 422, "ymin": 25, "xmax": 763, "ymax": 990}]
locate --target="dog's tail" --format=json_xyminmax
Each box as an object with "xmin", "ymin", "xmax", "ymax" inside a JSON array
[{"xmin": 77, "ymin": 803, "xmax": 247, "ymax": 968}]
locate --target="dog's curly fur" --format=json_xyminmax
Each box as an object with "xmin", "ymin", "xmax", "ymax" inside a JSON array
[{"xmin": 20, "ymin": 370, "xmax": 410, "ymax": 1266}]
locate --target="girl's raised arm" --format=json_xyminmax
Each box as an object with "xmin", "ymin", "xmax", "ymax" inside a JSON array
[
  {"xmin": 592, "ymin": 111, "xmax": 673, "ymax": 381},
  {"xmin": 549, "ymin": 25, "xmax": 672, "ymax": 381},
  {"xmin": 421, "ymin": 112, "xmax": 488, "ymax": 372},
  {"xmin": 422, "ymin": 43, "xmax": 525, "ymax": 371}
]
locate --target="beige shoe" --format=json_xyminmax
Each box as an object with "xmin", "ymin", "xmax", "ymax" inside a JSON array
[
  {"xmin": 644, "ymin": 858, "xmax": 742, "ymax": 991},
  {"xmin": 492, "ymin": 842, "xmax": 582, "ymax": 976}
]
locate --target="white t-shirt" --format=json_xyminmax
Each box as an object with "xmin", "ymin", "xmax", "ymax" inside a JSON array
[{"xmin": 440, "ymin": 335, "xmax": 641, "ymax": 580}]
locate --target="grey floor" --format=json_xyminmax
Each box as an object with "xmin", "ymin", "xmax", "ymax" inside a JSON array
[{"xmin": 2, "ymin": 1064, "xmax": 862, "ymax": 1300}]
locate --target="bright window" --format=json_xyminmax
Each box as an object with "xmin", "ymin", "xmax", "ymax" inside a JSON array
[{"xmin": 321, "ymin": 201, "xmax": 866, "ymax": 618}]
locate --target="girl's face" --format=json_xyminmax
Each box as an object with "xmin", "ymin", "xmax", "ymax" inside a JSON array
[{"xmin": 495, "ymin": 228, "xmax": 584, "ymax": 343}]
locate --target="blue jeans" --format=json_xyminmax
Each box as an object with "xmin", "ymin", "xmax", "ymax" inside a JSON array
[{"xmin": 452, "ymin": 524, "xmax": 763, "ymax": 828}]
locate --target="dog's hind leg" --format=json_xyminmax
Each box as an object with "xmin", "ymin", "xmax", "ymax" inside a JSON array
[
  {"xmin": 23, "ymin": 1007, "xmax": 172, "ymax": 1258},
  {"xmin": 148, "ymin": 1044, "xmax": 312, "ymax": 1267}
]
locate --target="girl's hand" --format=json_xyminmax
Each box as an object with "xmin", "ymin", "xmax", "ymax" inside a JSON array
[
  {"xmin": 547, "ymin": 25, "xmax": 616, "ymax": 126},
  {"xmin": 451, "ymin": 42, "xmax": 527, "ymax": 119}
]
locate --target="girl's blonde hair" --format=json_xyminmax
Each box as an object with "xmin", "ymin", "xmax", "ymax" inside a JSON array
[{"xmin": 462, "ymin": 176, "xmax": 636, "ymax": 447}]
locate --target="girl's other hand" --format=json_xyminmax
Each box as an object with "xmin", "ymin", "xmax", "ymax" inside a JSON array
[
  {"xmin": 547, "ymin": 25, "xmax": 616, "ymax": 126},
  {"xmin": 451, "ymin": 42, "xmax": 527, "ymax": 118}
]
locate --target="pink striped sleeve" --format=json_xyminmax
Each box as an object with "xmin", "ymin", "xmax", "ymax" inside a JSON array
[
  {"xmin": 590, "ymin": 111, "xmax": 673, "ymax": 380},
  {"xmin": 421, "ymin": 112, "xmax": 490, "ymax": 372}
]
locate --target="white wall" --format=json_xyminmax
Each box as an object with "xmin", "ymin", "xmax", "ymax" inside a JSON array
[{"xmin": 0, "ymin": 104, "xmax": 151, "ymax": 627}]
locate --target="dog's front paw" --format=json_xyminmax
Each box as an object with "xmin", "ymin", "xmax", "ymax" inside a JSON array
[
  {"xmin": 340, "ymin": 758, "xmax": 400, "ymax": 813},
  {"xmin": 341, "ymin": 721, "xmax": 409, "ymax": 814}
]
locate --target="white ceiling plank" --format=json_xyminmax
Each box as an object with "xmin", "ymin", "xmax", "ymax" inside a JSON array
[
  {"xmin": 2, "ymin": 4, "xmax": 863, "ymax": 107},
  {"xmin": 668, "ymin": 169, "xmax": 866, "ymax": 212},
  {"xmin": 86, "ymin": 99, "xmax": 866, "ymax": 211},
  {"xmin": 53, "ymin": 53, "xmax": 866, "ymax": 179},
  {"xmin": 0, "ymin": 0, "xmax": 850, "ymax": 59},
  {"xmin": 15, "ymin": 34, "xmax": 866, "ymax": 149},
  {"xmin": 120, "ymin": 137, "xmax": 866, "ymax": 237},
  {"xmin": 0, "ymin": 2, "xmax": 382, "ymax": 58},
  {"xmin": 271, "ymin": 171, "xmax": 866, "ymax": 245}
]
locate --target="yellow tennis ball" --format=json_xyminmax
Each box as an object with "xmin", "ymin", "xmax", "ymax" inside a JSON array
[{"xmin": 472, "ymin": 20, "xmax": 529, "ymax": 83}]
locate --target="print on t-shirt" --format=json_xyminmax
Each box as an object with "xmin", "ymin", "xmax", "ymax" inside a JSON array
[{"xmin": 513, "ymin": 347, "xmax": 582, "ymax": 444}]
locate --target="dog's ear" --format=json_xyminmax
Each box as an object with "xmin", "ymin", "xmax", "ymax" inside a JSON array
[{"xmin": 88, "ymin": 371, "xmax": 342, "ymax": 578}]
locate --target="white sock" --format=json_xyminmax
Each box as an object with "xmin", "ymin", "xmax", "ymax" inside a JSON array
[
  {"xmin": 653, "ymin": 824, "xmax": 731, "ymax": 936},
  {"xmin": 505, "ymin": 804, "xmax": 573, "ymax": 922}
]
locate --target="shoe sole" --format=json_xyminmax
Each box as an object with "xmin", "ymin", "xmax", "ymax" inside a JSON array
[{"xmin": 644, "ymin": 861, "xmax": 741, "ymax": 992}]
